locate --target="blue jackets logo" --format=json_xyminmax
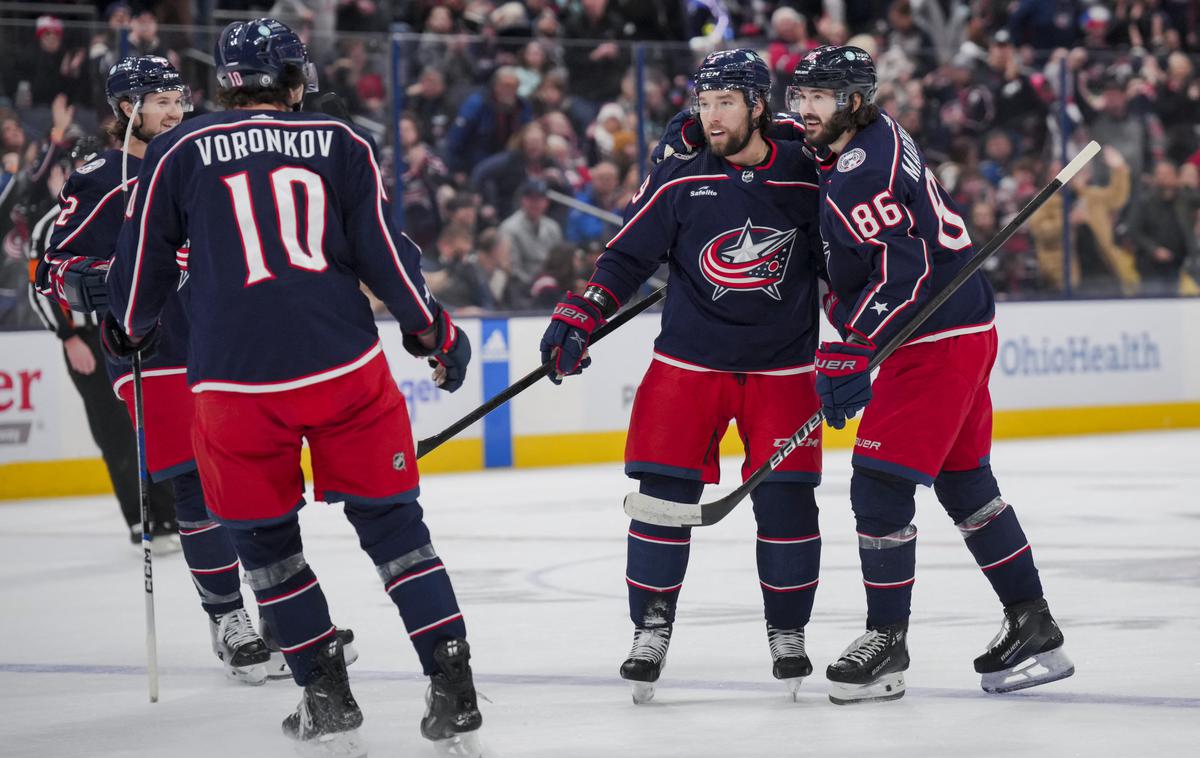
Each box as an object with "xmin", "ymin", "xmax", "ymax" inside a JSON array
[{"xmin": 698, "ymin": 218, "xmax": 797, "ymax": 301}]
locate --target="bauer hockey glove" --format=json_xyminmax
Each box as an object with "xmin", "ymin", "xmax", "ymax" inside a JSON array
[
  {"xmin": 45, "ymin": 256, "xmax": 110, "ymax": 316},
  {"xmin": 814, "ymin": 340, "xmax": 874, "ymax": 430},
  {"xmin": 540, "ymin": 292, "xmax": 606, "ymax": 384},
  {"xmin": 403, "ymin": 308, "xmax": 472, "ymax": 393},
  {"xmin": 651, "ymin": 110, "xmax": 704, "ymax": 164},
  {"xmin": 99, "ymin": 311, "xmax": 159, "ymax": 362}
]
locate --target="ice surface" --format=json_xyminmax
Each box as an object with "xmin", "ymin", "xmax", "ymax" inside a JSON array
[{"xmin": 2, "ymin": 431, "xmax": 1198, "ymax": 757}]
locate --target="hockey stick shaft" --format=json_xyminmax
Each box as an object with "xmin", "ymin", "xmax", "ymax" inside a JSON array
[
  {"xmin": 416, "ymin": 285, "xmax": 667, "ymax": 458},
  {"xmin": 133, "ymin": 352, "xmax": 159, "ymax": 702},
  {"xmin": 625, "ymin": 141, "xmax": 1101, "ymax": 527}
]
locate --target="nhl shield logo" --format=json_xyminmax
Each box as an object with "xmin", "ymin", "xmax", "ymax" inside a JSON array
[
  {"xmin": 741, "ymin": 169, "xmax": 755, "ymax": 183},
  {"xmin": 393, "ymin": 452, "xmax": 406, "ymax": 471},
  {"xmin": 698, "ymin": 219, "xmax": 797, "ymax": 301}
]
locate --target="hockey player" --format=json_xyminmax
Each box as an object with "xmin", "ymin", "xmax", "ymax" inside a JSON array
[
  {"xmin": 540, "ymin": 50, "xmax": 825, "ymax": 703},
  {"xmin": 103, "ymin": 20, "xmax": 481, "ymax": 756},
  {"xmin": 35, "ymin": 56, "xmax": 277, "ymax": 685},
  {"xmin": 789, "ymin": 46, "xmax": 1074, "ymax": 703}
]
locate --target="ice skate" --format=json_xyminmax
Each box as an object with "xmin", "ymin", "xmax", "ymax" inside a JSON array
[
  {"xmin": 282, "ymin": 637, "xmax": 365, "ymax": 757},
  {"xmin": 262, "ymin": 615, "xmax": 358, "ymax": 680},
  {"xmin": 619, "ymin": 625, "xmax": 672, "ymax": 704},
  {"xmin": 129, "ymin": 520, "xmax": 182, "ymax": 556},
  {"xmin": 421, "ymin": 638, "xmax": 483, "ymax": 758},
  {"xmin": 767, "ymin": 624, "xmax": 812, "ymax": 700},
  {"xmin": 209, "ymin": 608, "xmax": 270, "ymax": 685},
  {"xmin": 826, "ymin": 621, "xmax": 909, "ymax": 705},
  {"xmin": 976, "ymin": 598, "xmax": 1074, "ymax": 694}
]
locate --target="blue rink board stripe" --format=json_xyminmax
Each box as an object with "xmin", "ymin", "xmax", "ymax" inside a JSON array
[{"xmin": 2, "ymin": 662, "xmax": 1197, "ymax": 710}]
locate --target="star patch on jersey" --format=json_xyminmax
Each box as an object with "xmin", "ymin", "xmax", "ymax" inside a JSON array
[
  {"xmin": 869, "ymin": 300, "xmax": 889, "ymax": 315},
  {"xmin": 698, "ymin": 218, "xmax": 797, "ymax": 301},
  {"xmin": 838, "ymin": 148, "xmax": 866, "ymax": 172}
]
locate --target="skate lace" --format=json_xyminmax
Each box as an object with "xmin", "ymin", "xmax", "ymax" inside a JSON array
[
  {"xmin": 839, "ymin": 629, "xmax": 888, "ymax": 665},
  {"xmin": 628, "ymin": 627, "xmax": 671, "ymax": 664},
  {"xmin": 766, "ymin": 625, "xmax": 806, "ymax": 660},
  {"xmin": 984, "ymin": 616, "xmax": 1014, "ymax": 651},
  {"xmin": 220, "ymin": 608, "xmax": 262, "ymax": 650}
]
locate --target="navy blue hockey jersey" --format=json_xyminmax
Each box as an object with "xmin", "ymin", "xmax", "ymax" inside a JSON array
[
  {"xmin": 591, "ymin": 139, "xmax": 822, "ymax": 373},
  {"xmin": 818, "ymin": 110, "xmax": 994, "ymax": 348},
  {"xmin": 108, "ymin": 110, "xmax": 439, "ymax": 392},
  {"xmin": 40, "ymin": 148, "xmax": 190, "ymax": 385}
]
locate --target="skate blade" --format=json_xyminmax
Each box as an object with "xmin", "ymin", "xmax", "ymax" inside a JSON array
[
  {"xmin": 292, "ymin": 728, "xmax": 367, "ymax": 758},
  {"xmin": 432, "ymin": 730, "xmax": 483, "ymax": 758},
  {"xmin": 266, "ymin": 652, "xmax": 291, "ymax": 680},
  {"xmin": 342, "ymin": 640, "xmax": 359, "ymax": 667},
  {"xmin": 780, "ymin": 676, "xmax": 805, "ymax": 702},
  {"xmin": 828, "ymin": 673, "xmax": 905, "ymax": 705},
  {"xmin": 226, "ymin": 661, "xmax": 268, "ymax": 686},
  {"xmin": 982, "ymin": 647, "xmax": 1075, "ymax": 694},
  {"xmin": 630, "ymin": 681, "xmax": 656, "ymax": 705}
]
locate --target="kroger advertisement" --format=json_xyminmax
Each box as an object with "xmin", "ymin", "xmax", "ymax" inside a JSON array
[{"xmin": 2, "ymin": 298, "xmax": 1197, "ymax": 477}]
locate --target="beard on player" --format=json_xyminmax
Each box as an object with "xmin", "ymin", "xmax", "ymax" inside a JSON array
[{"xmin": 704, "ymin": 111, "xmax": 757, "ymax": 158}]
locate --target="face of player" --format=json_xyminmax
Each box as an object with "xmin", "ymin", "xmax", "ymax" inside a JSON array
[
  {"xmin": 790, "ymin": 86, "xmax": 841, "ymax": 147},
  {"xmin": 125, "ymin": 90, "xmax": 187, "ymax": 138},
  {"xmin": 696, "ymin": 89, "xmax": 758, "ymax": 159}
]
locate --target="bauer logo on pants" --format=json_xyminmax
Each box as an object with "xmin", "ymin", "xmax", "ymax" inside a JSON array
[{"xmin": 698, "ymin": 218, "xmax": 797, "ymax": 301}]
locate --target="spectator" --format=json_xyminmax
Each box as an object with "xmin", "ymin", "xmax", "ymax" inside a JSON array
[
  {"xmin": 399, "ymin": 113, "xmax": 449, "ymax": 250},
  {"xmin": 515, "ymin": 40, "xmax": 554, "ymax": 98},
  {"xmin": 885, "ymin": 1, "xmax": 936, "ymax": 77},
  {"xmin": 1154, "ymin": 52, "xmax": 1200, "ymax": 164},
  {"xmin": 766, "ymin": 7, "xmax": 813, "ymax": 104},
  {"xmin": 1126, "ymin": 160, "xmax": 1200, "ymax": 295},
  {"xmin": 406, "ymin": 67, "xmax": 453, "ymax": 145},
  {"xmin": 530, "ymin": 242, "xmax": 582, "ymax": 308},
  {"xmin": 970, "ymin": 198, "xmax": 1038, "ymax": 297},
  {"xmin": 565, "ymin": 160, "xmax": 621, "ymax": 244},
  {"xmin": 443, "ymin": 66, "xmax": 532, "ymax": 173},
  {"xmin": 586, "ymin": 102, "xmax": 637, "ymax": 168},
  {"xmin": 499, "ymin": 178, "xmax": 563, "ymax": 286},
  {"xmin": 562, "ymin": 0, "xmax": 630, "ymax": 107},
  {"xmin": 128, "ymin": 9, "xmax": 176, "ymax": 66},
  {"xmin": 471, "ymin": 122, "xmax": 564, "ymax": 221},
  {"xmin": 1029, "ymin": 147, "xmax": 1138, "ymax": 296},
  {"xmin": 984, "ymin": 30, "xmax": 1048, "ymax": 153},
  {"xmin": 424, "ymin": 225, "xmax": 476, "ymax": 305},
  {"xmin": 13, "ymin": 16, "xmax": 87, "ymax": 111},
  {"xmin": 471, "ymin": 227, "xmax": 528, "ymax": 310},
  {"xmin": 1080, "ymin": 73, "xmax": 1162, "ymax": 181}
]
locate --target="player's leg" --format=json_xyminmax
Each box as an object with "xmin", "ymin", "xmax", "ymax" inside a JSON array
[
  {"xmin": 192, "ymin": 388, "xmax": 364, "ymax": 752},
  {"xmin": 739, "ymin": 372, "xmax": 823, "ymax": 697},
  {"xmin": 621, "ymin": 361, "xmax": 728, "ymax": 703},
  {"xmin": 306, "ymin": 354, "xmax": 480, "ymax": 755},
  {"xmin": 934, "ymin": 331, "xmax": 1072, "ymax": 693}
]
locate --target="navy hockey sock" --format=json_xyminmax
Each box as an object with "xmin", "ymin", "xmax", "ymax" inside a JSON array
[
  {"xmin": 173, "ymin": 471, "xmax": 242, "ymax": 617},
  {"xmin": 751, "ymin": 482, "xmax": 820, "ymax": 629},
  {"xmin": 229, "ymin": 517, "xmax": 334, "ymax": 685},
  {"xmin": 344, "ymin": 500, "xmax": 465, "ymax": 676},
  {"xmin": 851, "ymin": 470, "xmax": 917, "ymax": 627},
  {"xmin": 936, "ymin": 468, "xmax": 1044, "ymax": 606},
  {"xmin": 625, "ymin": 474, "xmax": 703, "ymax": 627}
]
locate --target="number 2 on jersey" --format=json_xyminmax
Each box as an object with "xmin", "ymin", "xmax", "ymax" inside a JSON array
[{"xmin": 222, "ymin": 166, "xmax": 328, "ymax": 286}]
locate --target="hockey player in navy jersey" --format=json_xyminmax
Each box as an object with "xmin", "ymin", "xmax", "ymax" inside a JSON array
[
  {"xmin": 35, "ymin": 56, "xmax": 280, "ymax": 685},
  {"xmin": 102, "ymin": 20, "xmax": 482, "ymax": 756},
  {"xmin": 540, "ymin": 49, "xmax": 825, "ymax": 703},
  {"xmin": 789, "ymin": 46, "xmax": 1074, "ymax": 703}
]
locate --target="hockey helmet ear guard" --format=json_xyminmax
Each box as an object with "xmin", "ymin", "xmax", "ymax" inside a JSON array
[
  {"xmin": 690, "ymin": 48, "xmax": 771, "ymax": 115},
  {"xmin": 787, "ymin": 45, "xmax": 877, "ymax": 112},
  {"xmin": 106, "ymin": 55, "xmax": 193, "ymax": 117},
  {"xmin": 215, "ymin": 17, "xmax": 318, "ymax": 93}
]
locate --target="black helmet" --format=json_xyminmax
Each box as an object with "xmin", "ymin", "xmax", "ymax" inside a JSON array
[
  {"xmin": 787, "ymin": 45, "xmax": 877, "ymax": 111},
  {"xmin": 215, "ymin": 18, "xmax": 316, "ymax": 92},
  {"xmin": 105, "ymin": 55, "xmax": 191, "ymax": 118},
  {"xmin": 693, "ymin": 48, "xmax": 771, "ymax": 107}
]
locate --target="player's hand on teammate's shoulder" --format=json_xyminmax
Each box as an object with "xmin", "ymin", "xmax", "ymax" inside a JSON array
[
  {"xmin": 651, "ymin": 110, "xmax": 704, "ymax": 165},
  {"xmin": 813, "ymin": 338, "xmax": 874, "ymax": 430},
  {"xmin": 539, "ymin": 291, "xmax": 606, "ymax": 384},
  {"xmin": 403, "ymin": 307, "xmax": 471, "ymax": 393}
]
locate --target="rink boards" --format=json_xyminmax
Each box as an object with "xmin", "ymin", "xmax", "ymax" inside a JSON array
[{"xmin": 2, "ymin": 297, "xmax": 1199, "ymax": 499}]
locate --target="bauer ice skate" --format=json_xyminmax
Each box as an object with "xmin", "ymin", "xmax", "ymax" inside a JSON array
[
  {"xmin": 976, "ymin": 597, "xmax": 1074, "ymax": 693},
  {"xmin": 421, "ymin": 638, "xmax": 483, "ymax": 758},
  {"xmin": 282, "ymin": 637, "xmax": 365, "ymax": 757},
  {"xmin": 767, "ymin": 624, "xmax": 812, "ymax": 700},
  {"xmin": 209, "ymin": 608, "xmax": 270, "ymax": 685},
  {"xmin": 619, "ymin": 624, "xmax": 672, "ymax": 704},
  {"xmin": 826, "ymin": 621, "xmax": 909, "ymax": 705}
]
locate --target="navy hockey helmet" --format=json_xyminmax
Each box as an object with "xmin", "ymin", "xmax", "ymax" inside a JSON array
[
  {"xmin": 215, "ymin": 18, "xmax": 317, "ymax": 92},
  {"xmin": 787, "ymin": 45, "xmax": 877, "ymax": 111},
  {"xmin": 692, "ymin": 48, "xmax": 771, "ymax": 108},
  {"xmin": 105, "ymin": 55, "xmax": 191, "ymax": 117}
]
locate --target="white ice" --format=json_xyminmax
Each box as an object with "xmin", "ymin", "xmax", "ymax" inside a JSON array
[{"xmin": 2, "ymin": 431, "xmax": 1198, "ymax": 758}]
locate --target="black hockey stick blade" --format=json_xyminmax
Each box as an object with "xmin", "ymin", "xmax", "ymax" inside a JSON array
[
  {"xmin": 416, "ymin": 285, "xmax": 667, "ymax": 459},
  {"xmin": 624, "ymin": 141, "xmax": 1101, "ymax": 528}
]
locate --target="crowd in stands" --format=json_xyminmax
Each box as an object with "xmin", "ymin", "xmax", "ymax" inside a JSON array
[{"xmin": 3, "ymin": 0, "xmax": 1200, "ymax": 327}]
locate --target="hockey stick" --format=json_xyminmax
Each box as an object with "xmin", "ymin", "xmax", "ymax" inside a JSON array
[
  {"xmin": 131, "ymin": 352, "xmax": 160, "ymax": 702},
  {"xmin": 416, "ymin": 285, "xmax": 667, "ymax": 458},
  {"xmin": 624, "ymin": 140, "xmax": 1102, "ymax": 528}
]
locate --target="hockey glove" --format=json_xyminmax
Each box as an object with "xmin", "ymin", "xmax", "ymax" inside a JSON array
[
  {"xmin": 47, "ymin": 256, "xmax": 110, "ymax": 316},
  {"xmin": 540, "ymin": 292, "xmax": 606, "ymax": 384},
  {"xmin": 403, "ymin": 308, "xmax": 472, "ymax": 393},
  {"xmin": 814, "ymin": 340, "xmax": 874, "ymax": 430},
  {"xmin": 651, "ymin": 110, "xmax": 704, "ymax": 164},
  {"xmin": 100, "ymin": 311, "xmax": 159, "ymax": 362}
]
